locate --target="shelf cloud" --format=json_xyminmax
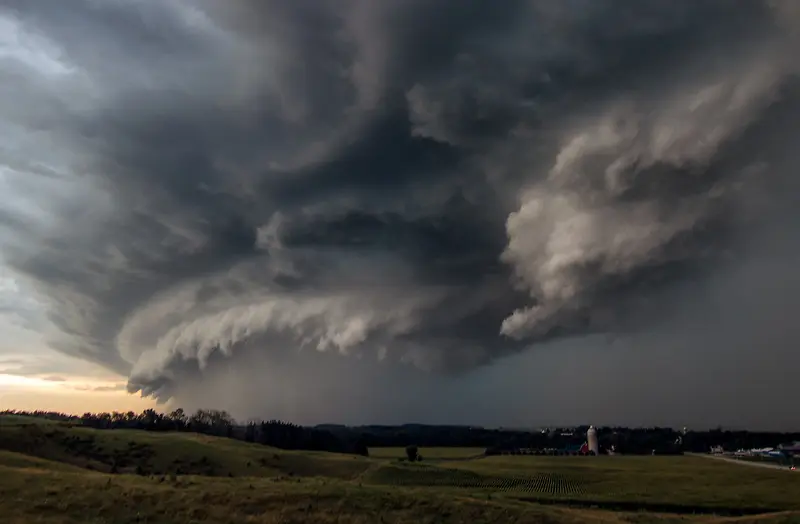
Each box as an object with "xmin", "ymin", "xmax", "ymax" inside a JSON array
[{"xmin": 1, "ymin": 0, "xmax": 798, "ymax": 427}]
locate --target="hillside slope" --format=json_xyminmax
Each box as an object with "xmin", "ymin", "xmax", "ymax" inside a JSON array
[
  {"xmin": 3, "ymin": 417, "xmax": 800, "ymax": 523},
  {"xmin": 0, "ymin": 418, "xmax": 370, "ymax": 479},
  {"xmin": 2, "ymin": 450, "xmax": 800, "ymax": 524},
  {"xmin": 0, "ymin": 448, "xmax": 622, "ymax": 524}
]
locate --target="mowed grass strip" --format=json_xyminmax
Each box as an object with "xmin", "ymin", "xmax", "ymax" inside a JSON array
[{"xmin": 369, "ymin": 447, "xmax": 486, "ymax": 460}]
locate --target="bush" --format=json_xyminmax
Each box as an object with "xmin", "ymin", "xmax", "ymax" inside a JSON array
[{"xmin": 405, "ymin": 445, "xmax": 418, "ymax": 462}]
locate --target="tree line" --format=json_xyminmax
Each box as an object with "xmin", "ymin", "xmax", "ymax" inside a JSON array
[
  {"xmin": 4, "ymin": 410, "xmax": 798, "ymax": 456},
  {"xmin": 323, "ymin": 424, "xmax": 800, "ymax": 455}
]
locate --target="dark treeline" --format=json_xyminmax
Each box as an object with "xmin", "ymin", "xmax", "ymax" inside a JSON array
[
  {"xmin": 1, "ymin": 409, "xmax": 367, "ymax": 456},
  {"xmin": 4, "ymin": 410, "xmax": 798, "ymax": 457},
  {"xmin": 318, "ymin": 424, "xmax": 800, "ymax": 455},
  {"xmin": 240, "ymin": 420, "xmax": 368, "ymax": 456}
]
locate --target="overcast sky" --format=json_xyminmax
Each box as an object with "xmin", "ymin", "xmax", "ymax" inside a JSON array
[{"xmin": 0, "ymin": 0, "xmax": 799, "ymax": 430}]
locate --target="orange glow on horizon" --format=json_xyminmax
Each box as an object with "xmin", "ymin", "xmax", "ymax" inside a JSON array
[{"xmin": 0, "ymin": 375, "xmax": 156, "ymax": 415}]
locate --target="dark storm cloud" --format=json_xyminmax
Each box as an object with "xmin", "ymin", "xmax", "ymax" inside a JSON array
[{"xmin": 0, "ymin": 0, "xmax": 798, "ymax": 427}]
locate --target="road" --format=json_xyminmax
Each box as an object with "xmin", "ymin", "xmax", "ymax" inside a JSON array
[{"xmin": 686, "ymin": 452, "xmax": 793, "ymax": 471}]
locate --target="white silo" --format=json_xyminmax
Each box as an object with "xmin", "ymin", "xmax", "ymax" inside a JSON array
[{"xmin": 587, "ymin": 426, "xmax": 599, "ymax": 455}]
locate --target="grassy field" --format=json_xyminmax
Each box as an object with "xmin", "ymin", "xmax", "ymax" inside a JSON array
[
  {"xmin": 2, "ymin": 416, "xmax": 800, "ymax": 523},
  {"xmin": 0, "ymin": 413, "xmax": 63, "ymax": 426},
  {"xmin": 368, "ymin": 446, "xmax": 486, "ymax": 460},
  {"xmin": 0, "ymin": 416, "xmax": 371, "ymax": 479},
  {"xmin": 371, "ymin": 455, "xmax": 800, "ymax": 514}
]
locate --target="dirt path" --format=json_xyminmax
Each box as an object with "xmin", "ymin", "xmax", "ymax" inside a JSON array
[{"xmin": 686, "ymin": 452, "xmax": 793, "ymax": 471}]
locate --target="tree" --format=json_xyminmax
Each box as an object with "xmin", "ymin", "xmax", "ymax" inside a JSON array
[
  {"xmin": 97, "ymin": 412, "xmax": 111, "ymax": 429},
  {"xmin": 111, "ymin": 411, "xmax": 126, "ymax": 428},
  {"xmin": 168, "ymin": 408, "xmax": 187, "ymax": 430},
  {"xmin": 244, "ymin": 423, "xmax": 256, "ymax": 443},
  {"xmin": 352, "ymin": 437, "xmax": 369, "ymax": 457},
  {"xmin": 189, "ymin": 409, "xmax": 213, "ymax": 432},
  {"xmin": 405, "ymin": 445, "xmax": 418, "ymax": 462},
  {"xmin": 141, "ymin": 409, "xmax": 158, "ymax": 429}
]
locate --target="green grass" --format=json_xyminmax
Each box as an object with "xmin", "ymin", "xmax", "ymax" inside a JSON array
[
  {"xmin": 438, "ymin": 455, "xmax": 800, "ymax": 511},
  {"xmin": 2, "ymin": 450, "xmax": 798, "ymax": 524},
  {"xmin": 369, "ymin": 447, "xmax": 486, "ymax": 460},
  {"xmin": 366, "ymin": 463, "xmax": 586, "ymax": 495},
  {"xmin": 0, "ymin": 421, "xmax": 371, "ymax": 479},
  {"xmin": 3, "ymin": 416, "xmax": 800, "ymax": 523},
  {"xmin": 0, "ymin": 450, "xmax": 87, "ymax": 472},
  {"xmin": 0, "ymin": 451, "xmax": 650, "ymax": 524},
  {"xmin": 0, "ymin": 414, "xmax": 64, "ymax": 426}
]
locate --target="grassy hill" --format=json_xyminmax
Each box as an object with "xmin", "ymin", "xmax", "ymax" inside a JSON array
[
  {"xmin": 0, "ymin": 416, "xmax": 370, "ymax": 479},
  {"xmin": 2, "ymin": 415, "xmax": 800, "ymax": 523},
  {"xmin": 0, "ymin": 414, "xmax": 64, "ymax": 425}
]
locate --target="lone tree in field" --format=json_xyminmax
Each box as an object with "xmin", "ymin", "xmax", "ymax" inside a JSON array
[{"xmin": 405, "ymin": 445, "xmax": 418, "ymax": 462}]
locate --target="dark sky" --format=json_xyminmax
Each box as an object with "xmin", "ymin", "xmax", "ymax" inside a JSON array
[{"xmin": 0, "ymin": 0, "xmax": 798, "ymax": 429}]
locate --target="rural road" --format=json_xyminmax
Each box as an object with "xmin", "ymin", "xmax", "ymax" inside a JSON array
[{"xmin": 686, "ymin": 452, "xmax": 793, "ymax": 471}]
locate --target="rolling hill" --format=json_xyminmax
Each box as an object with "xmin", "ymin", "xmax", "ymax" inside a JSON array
[{"xmin": 2, "ymin": 415, "xmax": 800, "ymax": 524}]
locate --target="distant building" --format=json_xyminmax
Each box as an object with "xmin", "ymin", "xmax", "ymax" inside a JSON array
[{"xmin": 587, "ymin": 426, "xmax": 599, "ymax": 455}]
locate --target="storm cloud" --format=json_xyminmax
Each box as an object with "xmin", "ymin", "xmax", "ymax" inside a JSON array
[{"xmin": 1, "ymin": 0, "xmax": 799, "ymax": 428}]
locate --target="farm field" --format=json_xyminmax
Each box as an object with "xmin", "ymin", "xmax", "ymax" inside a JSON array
[
  {"xmin": 2, "ymin": 416, "xmax": 800, "ymax": 523},
  {"xmin": 368, "ymin": 446, "xmax": 486, "ymax": 460},
  {"xmin": 371, "ymin": 455, "xmax": 800, "ymax": 515}
]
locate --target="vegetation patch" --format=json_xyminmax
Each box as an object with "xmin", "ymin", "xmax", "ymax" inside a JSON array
[
  {"xmin": 367, "ymin": 464, "xmax": 586, "ymax": 495},
  {"xmin": 0, "ymin": 422, "xmax": 371, "ymax": 480},
  {"xmin": 3, "ymin": 414, "xmax": 800, "ymax": 523},
  {"xmin": 368, "ymin": 447, "xmax": 487, "ymax": 461},
  {"xmin": 515, "ymin": 497, "xmax": 782, "ymax": 517}
]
